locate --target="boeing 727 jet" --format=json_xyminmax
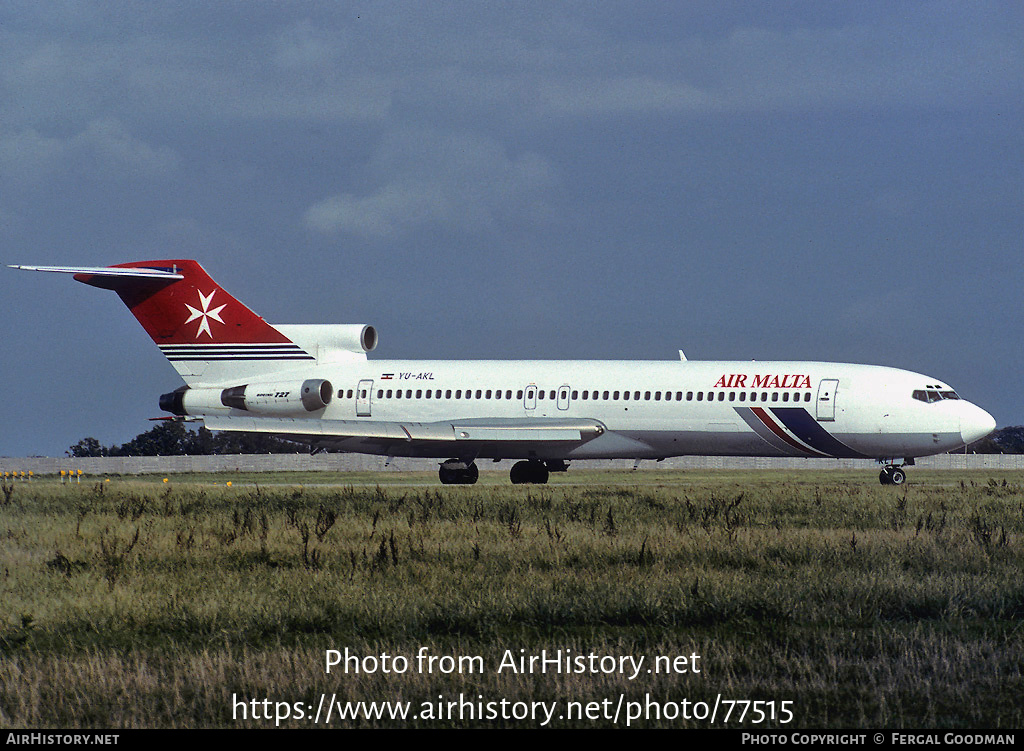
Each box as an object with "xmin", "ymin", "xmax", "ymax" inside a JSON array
[{"xmin": 11, "ymin": 260, "xmax": 995, "ymax": 485}]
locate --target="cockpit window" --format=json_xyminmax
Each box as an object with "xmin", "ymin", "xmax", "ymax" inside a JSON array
[{"xmin": 913, "ymin": 389, "xmax": 959, "ymax": 403}]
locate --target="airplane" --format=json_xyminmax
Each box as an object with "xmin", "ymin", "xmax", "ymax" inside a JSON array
[{"xmin": 11, "ymin": 260, "xmax": 995, "ymax": 486}]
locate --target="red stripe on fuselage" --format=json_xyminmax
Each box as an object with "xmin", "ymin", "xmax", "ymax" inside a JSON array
[{"xmin": 749, "ymin": 407, "xmax": 828, "ymax": 457}]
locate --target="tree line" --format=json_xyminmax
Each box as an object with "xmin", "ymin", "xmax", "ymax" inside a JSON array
[
  {"xmin": 67, "ymin": 421, "xmax": 303, "ymax": 457},
  {"xmin": 968, "ymin": 426, "xmax": 1024, "ymax": 454}
]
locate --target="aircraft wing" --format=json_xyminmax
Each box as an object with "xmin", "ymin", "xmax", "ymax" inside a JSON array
[{"xmin": 200, "ymin": 415, "xmax": 605, "ymax": 449}]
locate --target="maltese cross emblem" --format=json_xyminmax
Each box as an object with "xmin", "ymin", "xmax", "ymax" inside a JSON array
[{"xmin": 184, "ymin": 289, "xmax": 226, "ymax": 339}]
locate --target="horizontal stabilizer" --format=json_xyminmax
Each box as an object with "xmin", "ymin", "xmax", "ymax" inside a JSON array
[{"xmin": 9, "ymin": 264, "xmax": 184, "ymax": 280}]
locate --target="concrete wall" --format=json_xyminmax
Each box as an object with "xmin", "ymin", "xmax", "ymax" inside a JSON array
[{"xmin": 2, "ymin": 452, "xmax": 1022, "ymax": 476}]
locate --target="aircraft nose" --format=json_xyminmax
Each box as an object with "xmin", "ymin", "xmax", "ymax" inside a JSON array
[{"xmin": 961, "ymin": 404, "xmax": 996, "ymax": 445}]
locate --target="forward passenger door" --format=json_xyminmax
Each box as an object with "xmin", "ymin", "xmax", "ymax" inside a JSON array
[{"xmin": 816, "ymin": 379, "xmax": 838, "ymax": 421}]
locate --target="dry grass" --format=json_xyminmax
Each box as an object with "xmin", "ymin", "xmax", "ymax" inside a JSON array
[{"xmin": 1, "ymin": 470, "xmax": 1022, "ymax": 727}]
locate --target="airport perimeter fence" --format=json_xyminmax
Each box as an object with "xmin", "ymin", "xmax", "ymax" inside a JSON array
[{"xmin": 2, "ymin": 452, "xmax": 1023, "ymax": 477}]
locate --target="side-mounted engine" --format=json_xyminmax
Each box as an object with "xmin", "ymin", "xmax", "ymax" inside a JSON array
[{"xmin": 160, "ymin": 378, "xmax": 333, "ymax": 417}]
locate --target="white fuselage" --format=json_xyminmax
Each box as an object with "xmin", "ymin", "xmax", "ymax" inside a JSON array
[{"xmin": 215, "ymin": 358, "xmax": 994, "ymax": 462}]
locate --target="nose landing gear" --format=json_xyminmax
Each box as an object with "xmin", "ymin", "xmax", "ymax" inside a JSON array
[
  {"xmin": 878, "ymin": 459, "xmax": 913, "ymax": 485},
  {"xmin": 879, "ymin": 466, "xmax": 906, "ymax": 485}
]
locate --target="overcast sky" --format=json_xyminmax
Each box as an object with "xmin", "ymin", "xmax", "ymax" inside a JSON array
[{"xmin": 2, "ymin": 1, "xmax": 1021, "ymax": 457}]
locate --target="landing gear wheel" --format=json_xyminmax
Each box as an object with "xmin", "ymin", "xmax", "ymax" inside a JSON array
[
  {"xmin": 879, "ymin": 465, "xmax": 906, "ymax": 485},
  {"xmin": 439, "ymin": 460, "xmax": 479, "ymax": 485},
  {"xmin": 510, "ymin": 460, "xmax": 549, "ymax": 485}
]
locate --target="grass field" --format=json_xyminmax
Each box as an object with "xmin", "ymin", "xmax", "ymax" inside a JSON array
[{"xmin": 1, "ymin": 469, "xmax": 1022, "ymax": 728}]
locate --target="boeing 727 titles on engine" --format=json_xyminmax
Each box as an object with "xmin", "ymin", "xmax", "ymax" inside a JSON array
[{"xmin": 11, "ymin": 260, "xmax": 995, "ymax": 485}]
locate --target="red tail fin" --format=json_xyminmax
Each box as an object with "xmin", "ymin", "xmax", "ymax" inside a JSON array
[{"xmin": 75, "ymin": 260, "xmax": 289, "ymax": 345}]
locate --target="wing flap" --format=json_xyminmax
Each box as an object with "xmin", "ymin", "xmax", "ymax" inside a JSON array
[
  {"xmin": 201, "ymin": 416, "xmax": 604, "ymax": 444},
  {"xmin": 450, "ymin": 418, "xmax": 598, "ymax": 442}
]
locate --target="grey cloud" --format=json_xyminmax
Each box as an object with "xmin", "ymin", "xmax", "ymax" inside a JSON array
[
  {"xmin": 1, "ymin": 5, "xmax": 1017, "ymax": 133},
  {"xmin": 538, "ymin": 76, "xmax": 718, "ymax": 116},
  {"xmin": 304, "ymin": 131, "xmax": 558, "ymax": 238},
  {"xmin": 0, "ymin": 119, "xmax": 178, "ymax": 184}
]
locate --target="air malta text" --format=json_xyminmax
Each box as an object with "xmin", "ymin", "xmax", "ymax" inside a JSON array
[{"xmin": 715, "ymin": 374, "xmax": 812, "ymax": 389}]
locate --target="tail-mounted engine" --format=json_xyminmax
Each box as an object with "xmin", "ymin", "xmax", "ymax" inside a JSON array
[{"xmin": 160, "ymin": 379, "xmax": 333, "ymax": 417}]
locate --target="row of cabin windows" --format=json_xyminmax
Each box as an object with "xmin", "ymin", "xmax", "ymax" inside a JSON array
[{"xmin": 343, "ymin": 388, "xmax": 814, "ymax": 404}]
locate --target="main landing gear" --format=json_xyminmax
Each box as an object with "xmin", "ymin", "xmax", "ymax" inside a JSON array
[
  {"xmin": 878, "ymin": 459, "xmax": 914, "ymax": 485},
  {"xmin": 510, "ymin": 460, "xmax": 549, "ymax": 485},
  {"xmin": 510, "ymin": 459, "xmax": 567, "ymax": 484},
  {"xmin": 438, "ymin": 458, "xmax": 568, "ymax": 485},
  {"xmin": 439, "ymin": 459, "xmax": 479, "ymax": 485}
]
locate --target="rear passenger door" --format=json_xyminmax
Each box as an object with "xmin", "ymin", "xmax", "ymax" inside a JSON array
[{"xmin": 356, "ymin": 379, "xmax": 373, "ymax": 417}]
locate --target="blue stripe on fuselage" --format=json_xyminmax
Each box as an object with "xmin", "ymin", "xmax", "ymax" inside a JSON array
[{"xmin": 769, "ymin": 408, "xmax": 869, "ymax": 458}]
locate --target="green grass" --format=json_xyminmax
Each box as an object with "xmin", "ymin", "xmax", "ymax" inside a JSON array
[{"xmin": 1, "ymin": 470, "xmax": 1022, "ymax": 728}]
